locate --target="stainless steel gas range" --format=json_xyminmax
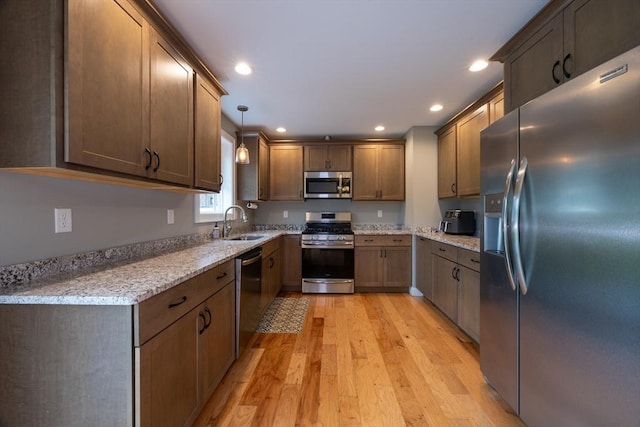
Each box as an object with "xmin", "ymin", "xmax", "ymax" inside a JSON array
[{"xmin": 301, "ymin": 212, "xmax": 354, "ymax": 293}]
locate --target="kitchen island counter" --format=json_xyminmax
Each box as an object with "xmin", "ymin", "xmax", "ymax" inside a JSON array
[{"xmin": 0, "ymin": 231, "xmax": 284, "ymax": 306}]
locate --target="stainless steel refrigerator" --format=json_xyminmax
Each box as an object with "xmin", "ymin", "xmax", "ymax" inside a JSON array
[{"xmin": 480, "ymin": 45, "xmax": 640, "ymax": 427}]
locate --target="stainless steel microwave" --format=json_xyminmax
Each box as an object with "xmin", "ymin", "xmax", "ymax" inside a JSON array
[{"xmin": 304, "ymin": 171, "xmax": 352, "ymax": 199}]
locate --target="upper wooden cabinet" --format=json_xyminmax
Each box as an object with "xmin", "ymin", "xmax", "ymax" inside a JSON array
[
  {"xmin": 0, "ymin": 0, "xmax": 227, "ymax": 191},
  {"xmin": 69, "ymin": 4, "xmax": 194, "ymax": 186},
  {"xmin": 236, "ymin": 132, "xmax": 269, "ymax": 201},
  {"xmin": 269, "ymin": 145, "xmax": 304, "ymax": 200},
  {"xmin": 353, "ymin": 144, "xmax": 405, "ymax": 201},
  {"xmin": 194, "ymin": 75, "xmax": 223, "ymax": 191},
  {"xmin": 436, "ymin": 84, "xmax": 501, "ymax": 198},
  {"xmin": 304, "ymin": 144, "xmax": 352, "ymax": 171},
  {"xmin": 493, "ymin": 0, "xmax": 640, "ymax": 112},
  {"xmin": 66, "ymin": 0, "xmax": 151, "ymax": 178}
]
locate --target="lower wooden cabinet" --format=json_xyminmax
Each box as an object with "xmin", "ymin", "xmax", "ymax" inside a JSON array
[
  {"xmin": 355, "ymin": 235, "xmax": 411, "ymax": 291},
  {"xmin": 415, "ymin": 236, "xmax": 433, "ymax": 301},
  {"xmin": 0, "ymin": 261, "xmax": 236, "ymax": 427},
  {"xmin": 261, "ymin": 237, "xmax": 282, "ymax": 313},
  {"xmin": 282, "ymin": 235, "xmax": 302, "ymax": 291},
  {"xmin": 429, "ymin": 239, "xmax": 481, "ymax": 342}
]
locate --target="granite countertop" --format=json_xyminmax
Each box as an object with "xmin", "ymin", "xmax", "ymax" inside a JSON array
[
  {"xmin": 415, "ymin": 230, "xmax": 480, "ymax": 252},
  {"xmin": 0, "ymin": 231, "xmax": 284, "ymax": 306}
]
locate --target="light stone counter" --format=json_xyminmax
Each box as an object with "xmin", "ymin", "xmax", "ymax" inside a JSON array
[
  {"xmin": 0, "ymin": 231, "xmax": 284, "ymax": 306},
  {"xmin": 415, "ymin": 230, "xmax": 480, "ymax": 252}
]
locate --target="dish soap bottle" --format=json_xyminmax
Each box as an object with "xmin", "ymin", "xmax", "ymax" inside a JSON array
[{"xmin": 212, "ymin": 223, "xmax": 220, "ymax": 239}]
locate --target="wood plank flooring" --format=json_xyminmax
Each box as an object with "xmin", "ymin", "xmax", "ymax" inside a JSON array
[{"xmin": 194, "ymin": 293, "xmax": 523, "ymax": 427}]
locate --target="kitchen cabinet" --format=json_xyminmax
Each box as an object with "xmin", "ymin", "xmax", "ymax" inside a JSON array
[
  {"xmin": 353, "ymin": 144, "xmax": 405, "ymax": 200},
  {"xmin": 415, "ymin": 236, "xmax": 433, "ymax": 301},
  {"xmin": 261, "ymin": 237, "xmax": 282, "ymax": 313},
  {"xmin": 432, "ymin": 242, "xmax": 459, "ymax": 322},
  {"xmin": 70, "ymin": 1, "xmax": 194, "ymax": 186},
  {"xmin": 457, "ymin": 249, "xmax": 481, "ymax": 342},
  {"xmin": 493, "ymin": 0, "xmax": 640, "ymax": 112},
  {"xmin": 0, "ymin": 0, "xmax": 226, "ymax": 191},
  {"xmin": 0, "ymin": 260, "xmax": 236, "ymax": 426},
  {"xmin": 195, "ymin": 74, "xmax": 223, "ymax": 191},
  {"xmin": 269, "ymin": 145, "xmax": 304, "ymax": 200},
  {"xmin": 304, "ymin": 144, "xmax": 352, "ymax": 171},
  {"xmin": 354, "ymin": 235, "xmax": 412, "ymax": 291},
  {"xmin": 431, "ymin": 241, "xmax": 481, "ymax": 342},
  {"xmin": 282, "ymin": 235, "xmax": 302, "ymax": 292},
  {"xmin": 237, "ymin": 131, "xmax": 270, "ymax": 201},
  {"xmin": 436, "ymin": 84, "xmax": 501, "ymax": 199}
]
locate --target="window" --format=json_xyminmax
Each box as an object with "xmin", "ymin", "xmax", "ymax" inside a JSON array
[{"xmin": 194, "ymin": 131, "xmax": 236, "ymax": 223}]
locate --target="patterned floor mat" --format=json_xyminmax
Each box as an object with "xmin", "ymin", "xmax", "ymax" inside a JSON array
[{"xmin": 256, "ymin": 297, "xmax": 310, "ymax": 333}]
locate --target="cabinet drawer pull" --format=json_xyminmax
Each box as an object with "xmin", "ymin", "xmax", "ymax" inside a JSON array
[
  {"xmin": 216, "ymin": 271, "xmax": 227, "ymax": 280},
  {"xmin": 552, "ymin": 59, "xmax": 561, "ymax": 84},
  {"xmin": 204, "ymin": 307, "xmax": 212, "ymax": 328},
  {"xmin": 471, "ymin": 258, "xmax": 480, "ymax": 264},
  {"xmin": 152, "ymin": 150, "xmax": 160, "ymax": 172},
  {"xmin": 198, "ymin": 312, "xmax": 207, "ymax": 335},
  {"xmin": 167, "ymin": 296, "xmax": 187, "ymax": 308},
  {"xmin": 562, "ymin": 53, "xmax": 572, "ymax": 79},
  {"xmin": 439, "ymin": 248, "xmax": 446, "ymax": 252},
  {"xmin": 144, "ymin": 148, "xmax": 152, "ymax": 170},
  {"xmin": 364, "ymin": 239, "xmax": 374, "ymax": 242}
]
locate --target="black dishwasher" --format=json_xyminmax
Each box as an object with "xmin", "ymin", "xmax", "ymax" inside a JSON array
[{"xmin": 235, "ymin": 247, "xmax": 262, "ymax": 358}]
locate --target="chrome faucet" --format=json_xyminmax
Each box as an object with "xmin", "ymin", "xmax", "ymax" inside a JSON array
[{"xmin": 223, "ymin": 205, "xmax": 248, "ymax": 238}]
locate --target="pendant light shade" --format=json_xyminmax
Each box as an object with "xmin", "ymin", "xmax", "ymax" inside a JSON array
[{"xmin": 236, "ymin": 105, "xmax": 250, "ymax": 164}]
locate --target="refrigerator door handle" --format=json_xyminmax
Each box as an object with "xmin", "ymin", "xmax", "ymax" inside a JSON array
[
  {"xmin": 512, "ymin": 157, "xmax": 529, "ymax": 294},
  {"xmin": 502, "ymin": 159, "xmax": 517, "ymax": 291}
]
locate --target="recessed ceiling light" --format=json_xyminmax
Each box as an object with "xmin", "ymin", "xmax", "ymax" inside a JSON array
[
  {"xmin": 234, "ymin": 62, "xmax": 252, "ymax": 75},
  {"xmin": 375, "ymin": 125, "xmax": 385, "ymax": 132},
  {"xmin": 276, "ymin": 127, "xmax": 287, "ymax": 133},
  {"xmin": 469, "ymin": 60, "xmax": 488, "ymax": 72},
  {"xmin": 430, "ymin": 104, "xmax": 443, "ymax": 112}
]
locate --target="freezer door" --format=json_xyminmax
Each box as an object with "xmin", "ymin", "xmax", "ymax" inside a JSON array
[
  {"xmin": 479, "ymin": 110, "xmax": 519, "ymax": 413},
  {"xmin": 517, "ymin": 46, "xmax": 640, "ymax": 427}
]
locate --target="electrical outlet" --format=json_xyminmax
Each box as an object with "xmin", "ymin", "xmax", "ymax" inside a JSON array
[
  {"xmin": 283, "ymin": 210, "xmax": 289, "ymax": 219},
  {"xmin": 167, "ymin": 209, "xmax": 175, "ymax": 224},
  {"xmin": 377, "ymin": 210, "xmax": 383, "ymax": 218},
  {"xmin": 54, "ymin": 208, "xmax": 72, "ymax": 233}
]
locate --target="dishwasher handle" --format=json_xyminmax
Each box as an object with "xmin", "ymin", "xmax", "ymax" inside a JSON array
[{"xmin": 241, "ymin": 251, "xmax": 262, "ymax": 266}]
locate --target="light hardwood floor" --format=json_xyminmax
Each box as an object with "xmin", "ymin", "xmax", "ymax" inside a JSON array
[{"xmin": 194, "ymin": 293, "xmax": 523, "ymax": 427}]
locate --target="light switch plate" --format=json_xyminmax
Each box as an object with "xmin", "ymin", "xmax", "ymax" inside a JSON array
[
  {"xmin": 283, "ymin": 210, "xmax": 289, "ymax": 218},
  {"xmin": 167, "ymin": 209, "xmax": 175, "ymax": 224},
  {"xmin": 377, "ymin": 210, "xmax": 383, "ymax": 218}
]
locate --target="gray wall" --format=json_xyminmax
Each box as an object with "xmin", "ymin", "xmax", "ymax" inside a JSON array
[{"xmin": 0, "ymin": 171, "xmax": 213, "ymax": 266}]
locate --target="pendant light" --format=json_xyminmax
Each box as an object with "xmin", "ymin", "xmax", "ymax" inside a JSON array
[{"xmin": 235, "ymin": 105, "xmax": 250, "ymax": 164}]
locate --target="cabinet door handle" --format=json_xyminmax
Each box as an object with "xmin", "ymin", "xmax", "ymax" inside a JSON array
[
  {"xmin": 299, "ymin": 190, "xmax": 303, "ymax": 198},
  {"xmin": 455, "ymin": 267, "xmax": 461, "ymax": 281},
  {"xmin": 216, "ymin": 271, "xmax": 227, "ymax": 280},
  {"xmin": 269, "ymin": 257, "xmax": 274, "ymax": 268},
  {"xmin": 259, "ymin": 187, "xmax": 263, "ymax": 198},
  {"xmin": 144, "ymin": 148, "xmax": 152, "ymax": 170},
  {"xmin": 451, "ymin": 183, "xmax": 456, "ymax": 194},
  {"xmin": 562, "ymin": 53, "xmax": 572, "ymax": 79},
  {"xmin": 168, "ymin": 296, "xmax": 187, "ymax": 308},
  {"xmin": 198, "ymin": 312, "xmax": 207, "ymax": 335},
  {"xmin": 552, "ymin": 60, "xmax": 561, "ymax": 84},
  {"xmin": 152, "ymin": 150, "xmax": 160, "ymax": 172},
  {"xmin": 219, "ymin": 174, "xmax": 224, "ymax": 185},
  {"xmin": 204, "ymin": 307, "xmax": 212, "ymax": 329},
  {"xmin": 451, "ymin": 267, "xmax": 457, "ymax": 281}
]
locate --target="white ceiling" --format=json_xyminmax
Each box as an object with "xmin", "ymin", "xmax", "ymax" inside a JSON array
[{"xmin": 152, "ymin": 0, "xmax": 547, "ymax": 140}]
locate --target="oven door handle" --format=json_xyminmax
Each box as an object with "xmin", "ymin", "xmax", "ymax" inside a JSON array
[
  {"xmin": 301, "ymin": 242, "xmax": 354, "ymax": 248},
  {"xmin": 303, "ymin": 279, "xmax": 354, "ymax": 284}
]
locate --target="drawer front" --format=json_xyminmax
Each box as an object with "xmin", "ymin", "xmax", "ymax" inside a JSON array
[
  {"xmin": 261, "ymin": 236, "xmax": 281, "ymax": 257},
  {"xmin": 458, "ymin": 248, "xmax": 481, "ymax": 272},
  {"xmin": 355, "ymin": 235, "xmax": 411, "ymax": 247},
  {"xmin": 136, "ymin": 261, "xmax": 234, "ymax": 345},
  {"xmin": 432, "ymin": 241, "xmax": 458, "ymax": 262}
]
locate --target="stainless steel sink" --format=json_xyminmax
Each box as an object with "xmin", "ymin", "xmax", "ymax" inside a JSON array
[{"xmin": 226, "ymin": 234, "xmax": 265, "ymax": 241}]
